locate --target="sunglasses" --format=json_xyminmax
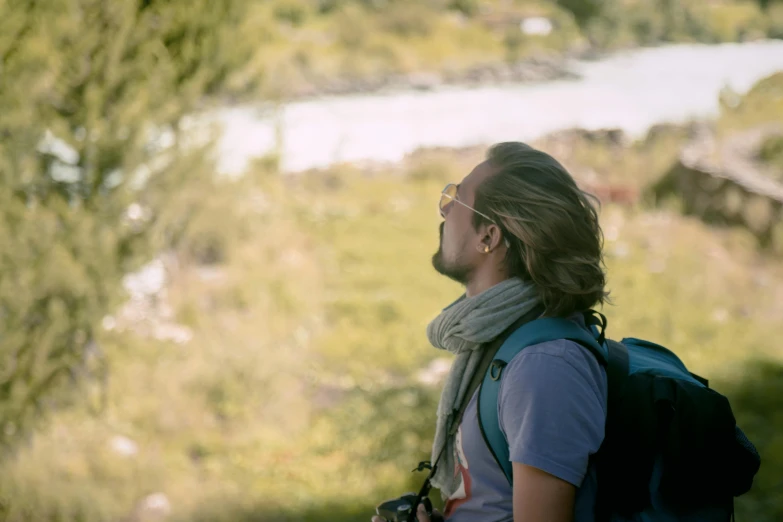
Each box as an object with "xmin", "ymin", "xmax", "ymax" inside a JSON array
[
  {"xmin": 439, "ymin": 183, "xmax": 512, "ymax": 249},
  {"xmin": 438, "ymin": 183, "xmax": 497, "ymax": 221},
  {"xmin": 439, "ymin": 183, "xmax": 496, "ymax": 222}
]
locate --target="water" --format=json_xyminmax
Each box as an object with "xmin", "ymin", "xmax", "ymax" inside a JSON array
[{"xmin": 209, "ymin": 41, "xmax": 783, "ymax": 175}]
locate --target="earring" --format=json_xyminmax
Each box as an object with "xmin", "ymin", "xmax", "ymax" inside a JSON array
[{"xmin": 484, "ymin": 245, "xmax": 490, "ymax": 253}]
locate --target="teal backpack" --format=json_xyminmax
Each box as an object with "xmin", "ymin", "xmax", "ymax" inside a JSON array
[{"xmin": 477, "ymin": 310, "xmax": 761, "ymax": 522}]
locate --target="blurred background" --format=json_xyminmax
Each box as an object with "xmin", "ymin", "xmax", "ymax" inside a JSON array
[{"xmin": 1, "ymin": 1, "xmax": 783, "ymax": 521}]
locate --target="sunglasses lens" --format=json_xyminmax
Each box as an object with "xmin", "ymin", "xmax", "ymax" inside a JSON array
[
  {"xmin": 438, "ymin": 194, "xmax": 449, "ymax": 212},
  {"xmin": 439, "ymin": 184, "xmax": 457, "ymax": 213}
]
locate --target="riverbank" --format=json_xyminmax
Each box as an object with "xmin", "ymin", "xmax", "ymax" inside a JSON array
[
  {"xmin": 208, "ymin": 40, "xmax": 783, "ymax": 175},
  {"xmin": 282, "ymin": 52, "xmax": 582, "ymax": 100}
]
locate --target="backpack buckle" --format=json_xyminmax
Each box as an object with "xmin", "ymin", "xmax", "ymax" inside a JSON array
[
  {"xmin": 411, "ymin": 461, "xmax": 433, "ymax": 473},
  {"xmin": 489, "ymin": 360, "xmax": 507, "ymax": 381}
]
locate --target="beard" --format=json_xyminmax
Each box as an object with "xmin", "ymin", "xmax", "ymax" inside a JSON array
[{"xmin": 432, "ymin": 222, "xmax": 472, "ymax": 285}]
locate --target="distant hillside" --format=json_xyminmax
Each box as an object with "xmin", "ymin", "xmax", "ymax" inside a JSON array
[{"xmin": 234, "ymin": 0, "xmax": 783, "ymax": 99}]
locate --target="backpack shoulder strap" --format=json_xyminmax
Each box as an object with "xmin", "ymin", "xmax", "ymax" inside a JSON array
[
  {"xmin": 446, "ymin": 310, "xmax": 534, "ymax": 439},
  {"xmin": 477, "ymin": 316, "xmax": 607, "ymax": 484}
]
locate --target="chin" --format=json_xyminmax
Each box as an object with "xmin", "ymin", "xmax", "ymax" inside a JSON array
[
  {"xmin": 432, "ymin": 250, "xmax": 446, "ymax": 273},
  {"xmin": 432, "ymin": 248, "xmax": 448, "ymax": 272},
  {"xmin": 432, "ymin": 251, "xmax": 470, "ymax": 285}
]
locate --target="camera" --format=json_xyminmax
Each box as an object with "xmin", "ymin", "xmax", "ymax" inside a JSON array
[{"xmin": 375, "ymin": 492, "xmax": 433, "ymax": 522}]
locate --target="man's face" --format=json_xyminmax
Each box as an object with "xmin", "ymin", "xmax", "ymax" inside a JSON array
[{"xmin": 432, "ymin": 161, "xmax": 495, "ymax": 284}]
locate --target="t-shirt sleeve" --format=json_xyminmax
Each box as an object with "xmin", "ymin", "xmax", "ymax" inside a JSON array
[{"xmin": 498, "ymin": 341, "xmax": 607, "ymax": 487}]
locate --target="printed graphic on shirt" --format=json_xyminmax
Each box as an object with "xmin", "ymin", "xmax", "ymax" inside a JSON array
[{"xmin": 443, "ymin": 425, "xmax": 472, "ymax": 517}]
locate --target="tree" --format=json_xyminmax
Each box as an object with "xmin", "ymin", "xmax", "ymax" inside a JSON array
[
  {"xmin": 0, "ymin": 0, "xmax": 254, "ymax": 450},
  {"xmin": 555, "ymin": 0, "xmax": 605, "ymax": 28}
]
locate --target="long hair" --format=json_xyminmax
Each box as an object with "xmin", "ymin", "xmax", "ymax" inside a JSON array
[{"xmin": 474, "ymin": 142, "xmax": 610, "ymax": 317}]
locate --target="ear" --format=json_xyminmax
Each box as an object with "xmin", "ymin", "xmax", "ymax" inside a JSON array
[{"xmin": 480, "ymin": 223, "xmax": 505, "ymax": 251}]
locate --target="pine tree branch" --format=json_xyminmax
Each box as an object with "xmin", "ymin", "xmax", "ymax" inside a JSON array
[{"xmin": 0, "ymin": 0, "xmax": 38, "ymax": 67}]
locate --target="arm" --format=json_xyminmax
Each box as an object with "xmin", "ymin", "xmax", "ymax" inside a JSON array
[
  {"xmin": 512, "ymin": 462, "xmax": 576, "ymax": 522},
  {"xmin": 499, "ymin": 342, "xmax": 607, "ymax": 522}
]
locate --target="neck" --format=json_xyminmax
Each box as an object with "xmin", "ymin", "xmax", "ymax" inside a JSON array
[{"xmin": 465, "ymin": 265, "xmax": 511, "ymax": 297}]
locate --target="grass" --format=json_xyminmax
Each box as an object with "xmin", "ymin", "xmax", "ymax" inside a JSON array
[{"xmin": 2, "ymin": 78, "xmax": 783, "ymax": 521}]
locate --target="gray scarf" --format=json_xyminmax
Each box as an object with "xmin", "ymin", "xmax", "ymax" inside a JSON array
[{"xmin": 426, "ymin": 277, "xmax": 541, "ymax": 499}]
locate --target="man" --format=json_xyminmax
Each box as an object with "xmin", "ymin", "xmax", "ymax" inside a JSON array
[{"xmin": 373, "ymin": 142, "xmax": 609, "ymax": 522}]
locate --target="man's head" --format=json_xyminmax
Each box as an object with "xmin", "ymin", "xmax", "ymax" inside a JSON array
[{"xmin": 432, "ymin": 142, "xmax": 608, "ymax": 317}]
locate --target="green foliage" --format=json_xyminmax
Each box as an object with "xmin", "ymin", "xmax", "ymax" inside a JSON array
[
  {"xmin": 0, "ymin": 168, "xmax": 325, "ymax": 521},
  {"xmin": 449, "ymin": 0, "xmax": 481, "ymax": 16},
  {"xmin": 0, "ymin": 192, "xmax": 124, "ymax": 447},
  {"xmin": 719, "ymin": 72, "xmax": 783, "ymax": 131},
  {"xmin": 556, "ymin": 0, "xmax": 605, "ymax": 28},
  {"xmin": 768, "ymin": 4, "xmax": 783, "ymax": 37},
  {"xmin": 697, "ymin": 1, "xmax": 769, "ymax": 42},
  {"xmin": 759, "ymin": 135, "xmax": 783, "ymax": 174},
  {"xmin": 378, "ymin": 2, "xmax": 438, "ymax": 38},
  {"xmin": 0, "ymin": 0, "xmax": 254, "ymax": 449},
  {"xmin": 757, "ymin": 0, "xmax": 783, "ymax": 10},
  {"xmin": 726, "ymin": 360, "xmax": 783, "ymax": 521},
  {"xmin": 580, "ymin": 0, "xmax": 770, "ymax": 48},
  {"xmin": 274, "ymin": 0, "xmax": 311, "ymax": 26}
]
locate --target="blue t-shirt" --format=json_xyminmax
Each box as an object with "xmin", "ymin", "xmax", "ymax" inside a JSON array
[{"xmin": 443, "ymin": 317, "xmax": 608, "ymax": 521}]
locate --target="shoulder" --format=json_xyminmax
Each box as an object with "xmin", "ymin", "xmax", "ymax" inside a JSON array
[
  {"xmin": 499, "ymin": 318, "xmax": 608, "ymax": 405},
  {"xmin": 506, "ymin": 338, "xmax": 605, "ymax": 379},
  {"xmin": 494, "ymin": 316, "xmax": 609, "ymax": 484}
]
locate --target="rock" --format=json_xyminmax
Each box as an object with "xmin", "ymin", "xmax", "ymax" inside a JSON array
[
  {"xmin": 407, "ymin": 72, "xmax": 443, "ymax": 91},
  {"xmin": 128, "ymin": 493, "xmax": 172, "ymax": 522},
  {"xmin": 541, "ymin": 127, "xmax": 630, "ymax": 147},
  {"xmin": 612, "ymin": 243, "xmax": 630, "ymax": 259},
  {"xmin": 195, "ymin": 266, "xmax": 228, "ymax": 283},
  {"xmin": 416, "ymin": 358, "xmax": 453, "ymax": 386},
  {"xmin": 37, "ymin": 129, "xmax": 79, "ymax": 165},
  {"xmin": 123, "ymin": 259, "xmax": 166, "ymax": 299},
  {"xmin": 520, "ymin": 17, "xmax": 553, "ymax": 36},
  {"xmin": 126, "ymin": 203, "xmax": 150, "ymax": 223},
  {"xmin": 114, "ymin": 256, "xmax": 193, "ymax": 344},
  {"xmin": 110, "ymin": 435, "xmax": 139, "ymax": 457},
  {"xmin": 650, "ymin": 124, "xmax": 783, "ymax": 248},
  {"xmin": 102, "ymin": 315, "xmax": 117, "ymax": 331},
  {"xmin": 294, "ymin": 56, "xmax": 576, "ymax": 101},
  {"xmin": 152, "ymin": 323, "xmax": 193, "ymax": 345}
]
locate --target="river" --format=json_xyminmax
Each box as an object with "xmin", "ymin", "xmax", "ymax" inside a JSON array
[{"xmin": 208, "ymin": 40, "xmax": 783, "ymax": 175}]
